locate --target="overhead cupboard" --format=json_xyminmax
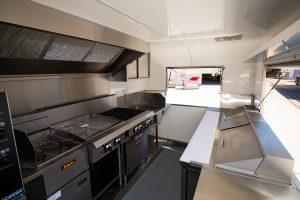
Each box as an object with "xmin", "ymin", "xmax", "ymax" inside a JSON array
[{"xmin": 127, "ymin": 54, "xmax": 150, "ymax": 79}]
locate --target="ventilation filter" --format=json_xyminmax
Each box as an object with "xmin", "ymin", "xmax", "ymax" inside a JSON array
[
  {"xmin": 44, "ymin": 35, "xmax": 94, "ymax": 61},
  {"xmin": 0, "ymin": 23, "xmax": 52, "ymax": 59},
  {"xmin": 84, "ymin": 43, "xmax": 123, "ymax": 63}
]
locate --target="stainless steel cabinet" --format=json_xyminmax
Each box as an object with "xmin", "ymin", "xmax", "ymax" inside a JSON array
[
  {"xmin": 138, "ymin": 54, "xmax": 150, "ymax": 78},
  {"xmin": 126, "ymin": 53, "xmax": 150, "ymax": 80},
  {"xmin": 127, "ymin": 60, "xmax": 138, "ymax": 79}
]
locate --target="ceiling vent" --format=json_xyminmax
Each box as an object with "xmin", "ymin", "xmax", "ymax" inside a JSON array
[{"xmin": 214, "ymin": 34, "xmax": 243, "ymax": 42}]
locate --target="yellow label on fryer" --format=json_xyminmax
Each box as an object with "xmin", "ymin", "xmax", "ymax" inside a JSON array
[{"xmin": 61, "ymin": 160, "xmax": 76, "ymax": 170}]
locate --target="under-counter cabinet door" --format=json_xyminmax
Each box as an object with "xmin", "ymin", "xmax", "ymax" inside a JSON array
[{"xmin": 54, "ymin": 170, "xmax": 92, "ymax": 200}]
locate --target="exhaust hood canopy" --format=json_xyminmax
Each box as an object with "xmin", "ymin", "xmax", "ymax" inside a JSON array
[
  {"xmin": 0, "ymin": 21, "xmax": 144, "ymax": 75},
  {"xmin": 264, "ymin": 32, "xmax": 300, "ymax": 66}
]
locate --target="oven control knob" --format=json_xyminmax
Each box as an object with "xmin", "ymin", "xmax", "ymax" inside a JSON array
[
  {"xmin": 134, "ymin": 126, "xmax": 139, "ymax": 132},
  {"xmin": 114, "ymin": 138, "xmax": 121, "ymax": 145},
  {"xmin": 138, "ymin": 124, "xmax": 143, "ymax": 130},
  {"xmin": 104, "ymin": 144, "xmax": 112, "ymax": 152}
]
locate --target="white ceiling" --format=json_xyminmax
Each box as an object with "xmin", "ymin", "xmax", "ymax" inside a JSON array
[
  {"xmin": 165, "ymin": 0, "xmax": 224, "ymax": 36},
  {"xmin": 30, "ymin": 0, "xmax": 300, "ymax": 42}
]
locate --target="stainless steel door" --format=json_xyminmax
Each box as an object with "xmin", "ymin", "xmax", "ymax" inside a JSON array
[{"xmin": 48, "ymin": 170, "xmax": 92, "ymax": 200}]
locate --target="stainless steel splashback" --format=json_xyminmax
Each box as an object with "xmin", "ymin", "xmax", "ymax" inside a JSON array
[
  {"xmin": 0, "ymin": 74, "xmax": 111, "ymax": 116},
  {"xmin": 220, "ymin": 94, "xmax": 259, "ymax": 109},
  {"xmin": 117, "ymin": 91, "xmax": 166, "ymax": 109},
  {"xmin": 12, "ymin": 95, "xmax": 117, "ymax": 132}
]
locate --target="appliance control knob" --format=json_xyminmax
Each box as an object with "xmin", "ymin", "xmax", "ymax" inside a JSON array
[
  {"xmin": 134, "ymin": 126, "xmax": 139, "ymax": 132},
  {"xmin": 138, "ymin": 124, "xmax": 143, "ymax": 129},
  {"xmin": 114, "ymin": 138, "xmax": 121, "ymax": 145},
  {"xmin": 104, "ymin": 144, "xmax": 112, "ymax": 152}
]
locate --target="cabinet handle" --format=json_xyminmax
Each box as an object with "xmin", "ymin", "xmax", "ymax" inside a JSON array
[{"xmin": 78, "ymin": 177, "xmax": 87, "ymax": 187}]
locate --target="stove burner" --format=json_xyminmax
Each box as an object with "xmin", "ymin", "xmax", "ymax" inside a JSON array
[{"xmin": 100, "ymin": 107, "xmax": 145, "ymax": 121}]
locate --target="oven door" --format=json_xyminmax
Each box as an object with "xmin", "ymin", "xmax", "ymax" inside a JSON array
[{"xmin": 123, "ymin": 129, "xmax": 149, "ymax": 178}]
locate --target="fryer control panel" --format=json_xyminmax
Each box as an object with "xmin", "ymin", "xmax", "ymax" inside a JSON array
[{"xmin": 0, "ymin": 91, "xmax": 24, "ymax": 200}]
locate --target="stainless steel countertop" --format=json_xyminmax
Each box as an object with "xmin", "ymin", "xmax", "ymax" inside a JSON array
[
  {"xmin": 193, "ymin": 106, "xmax": 299, "ymax": 199},
  {"xmin": 194, "ymin": 167, "xmax": 300, "ymax": 200}
]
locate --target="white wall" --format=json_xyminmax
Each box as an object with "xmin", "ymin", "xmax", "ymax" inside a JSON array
[{"xmin": 148, "ymin": 38, "xmax": 263, "ymax": 95}]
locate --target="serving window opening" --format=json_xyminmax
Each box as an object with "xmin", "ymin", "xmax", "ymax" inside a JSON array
[{"xmin": 165, "ymin": 66, "xmax": 223, "ymax": 108}]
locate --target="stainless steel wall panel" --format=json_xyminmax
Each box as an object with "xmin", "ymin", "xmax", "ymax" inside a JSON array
[
  {"xmin": 47, "ymin": 102, "xmax": 90, "ymax": 126},
  {"xmin": 0, "ymin": 74, "xmax": 111, "ymax": 116},
  {"xmin": 47, "ymin": 95, "xmax": 117, "ymax": 125},
  {"xmin": 89, "ymin": 95, "xmax": 117, "ymax": 114},
  {"xmin": 221, "ymin": 94, "xmax": 255, "ymax": 109}
]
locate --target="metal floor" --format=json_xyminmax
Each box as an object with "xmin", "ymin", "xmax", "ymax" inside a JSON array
[{"xmin": 117, "ymin": 146, "xmax": 184, "ymax": 200}]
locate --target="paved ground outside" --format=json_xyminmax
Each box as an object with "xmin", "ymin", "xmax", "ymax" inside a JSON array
[
  {"xmin": 263, "ymin": 78, "xmax": 300, "ymax": 182},
  {"xmin": 166, "ymin": 85, "xmax": 221, "ymax": 108},
  {"xmin": 266, "ymin": 78, "xmax": 300, "ymax": 109}
]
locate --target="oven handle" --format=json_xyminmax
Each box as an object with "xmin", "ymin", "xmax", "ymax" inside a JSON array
[{"xmin": 133, "ymin": 129, "xmax": 148, "ymax": 141}]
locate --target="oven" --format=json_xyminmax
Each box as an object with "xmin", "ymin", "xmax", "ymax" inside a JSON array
[
  {"xmin": 123, "ymin": 129, "xmax": 148, "ymax": 180},
  {"xmin": 122, "ymin": 117, "xmax": 152, "ymax": 182}
]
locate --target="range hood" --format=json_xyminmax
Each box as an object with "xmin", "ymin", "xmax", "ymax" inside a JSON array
[
  {"xmin": 264, "ymin": 32, "xmax": 300, "ymax": 66},
  {"xmin": 216, "ymin": 106, "xmax": 294, "ymax": 185},
  {"xmin": 0, "ymin": 0, "xmax": 149, "ymax": 75},
  {"xmin": 0, "ymin": 21, "xmax": 144, "ymax": 75}
]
